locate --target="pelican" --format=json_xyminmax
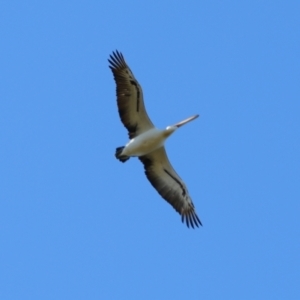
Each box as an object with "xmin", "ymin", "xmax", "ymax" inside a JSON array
[{"xmin": 109, "ymin": 51, "xmax": 202, "ymax": 228}]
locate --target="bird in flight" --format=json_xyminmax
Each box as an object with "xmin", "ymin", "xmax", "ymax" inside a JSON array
[{"xmin": 108, "ymin": 50, "xmax": 202, "ymax": 228}]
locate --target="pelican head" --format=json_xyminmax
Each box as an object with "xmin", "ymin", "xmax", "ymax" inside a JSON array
[{"xmin": 164, "ymin": 114, "xmax": 199, "ymax": 137}]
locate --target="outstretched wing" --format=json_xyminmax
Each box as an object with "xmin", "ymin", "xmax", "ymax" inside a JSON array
[
  {"xmin": 108, "ymin": 50, "xmax": 154, "ymax": 139},
  {"xmin": 139, "ymin": 147, "xmax": 202, "ymax": 228}
]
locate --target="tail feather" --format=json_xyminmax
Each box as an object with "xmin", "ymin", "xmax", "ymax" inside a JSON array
[{"xmin": 115, "ymin": 146, "xmax": 130, "ymax": 163}]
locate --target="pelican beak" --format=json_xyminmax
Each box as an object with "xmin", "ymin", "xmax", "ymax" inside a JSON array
[{"xmin": 173, "ymin": 114, "xmax": 199, "ymax": 128}]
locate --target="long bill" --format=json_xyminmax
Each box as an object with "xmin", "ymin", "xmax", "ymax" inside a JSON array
[{"xmin": 173, "ymin": 114, "xmax": 199, "ymax": 128}]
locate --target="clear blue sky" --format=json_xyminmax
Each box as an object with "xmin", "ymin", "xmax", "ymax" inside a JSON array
[{"xmin": 1, "ymin": 1, "xmax": 299, "ymax": 299}]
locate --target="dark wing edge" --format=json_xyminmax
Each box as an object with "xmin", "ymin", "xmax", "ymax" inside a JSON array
[
  {"xmin": 108, "ymin": 50, "xmax": 154, "ymax": 139},
  {"xmin": 139, "ymin": 147, "xmax": 202, "ymax": 229}
]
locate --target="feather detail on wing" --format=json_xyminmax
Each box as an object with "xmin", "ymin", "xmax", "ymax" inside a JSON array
[
  {"xmin": 139, "ymin": 147, "xmax": 202, "ymax": 228},
  {"xmin": 108, "ymin": 50, "xmax": 154, "ymax": 139}
]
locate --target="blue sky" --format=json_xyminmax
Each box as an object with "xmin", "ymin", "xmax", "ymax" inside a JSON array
[{"xmin": 1, "ymin": 1, "xmax": 299, "ymax": 299}]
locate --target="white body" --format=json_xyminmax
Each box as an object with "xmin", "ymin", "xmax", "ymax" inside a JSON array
[{"xmin": 122, "ymin": 128, "xmax": 166, "ymax": 157}]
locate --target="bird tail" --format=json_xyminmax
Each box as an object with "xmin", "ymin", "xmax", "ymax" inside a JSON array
[{"xmin": 115, "ymin": 146, "xmax": 130, "ymax": 163}]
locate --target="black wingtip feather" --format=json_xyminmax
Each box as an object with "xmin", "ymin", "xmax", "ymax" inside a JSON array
[
  {"xmin": 190, "ymin": 215, "xmax": 195, "ymax": 229},
  {"xmin": 181, "ymin": 211, "xmax": 202, "ymax": 229},
  {"xmin": 192, "ymin": 213, "xmax": 200, "ymax": 228},
  {"xmin": 186, "ymin": 215, "xmax": 190, "ymax": 228},
  {"xmin": 108, "ymin": 50, "xmax": 126, "ymax": 70}
]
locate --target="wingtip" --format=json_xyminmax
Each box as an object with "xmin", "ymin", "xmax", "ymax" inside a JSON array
[
  {"xmin": 181, "ymin": 210, "xmax": 202, "ymax": 229},
  {"xmin": 108, "ymin": 50, "xmax": 126, "ymax": 70},
  {"xmin": 109, "ymin": 50, "xmax": 123, "ymax": 60}
]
